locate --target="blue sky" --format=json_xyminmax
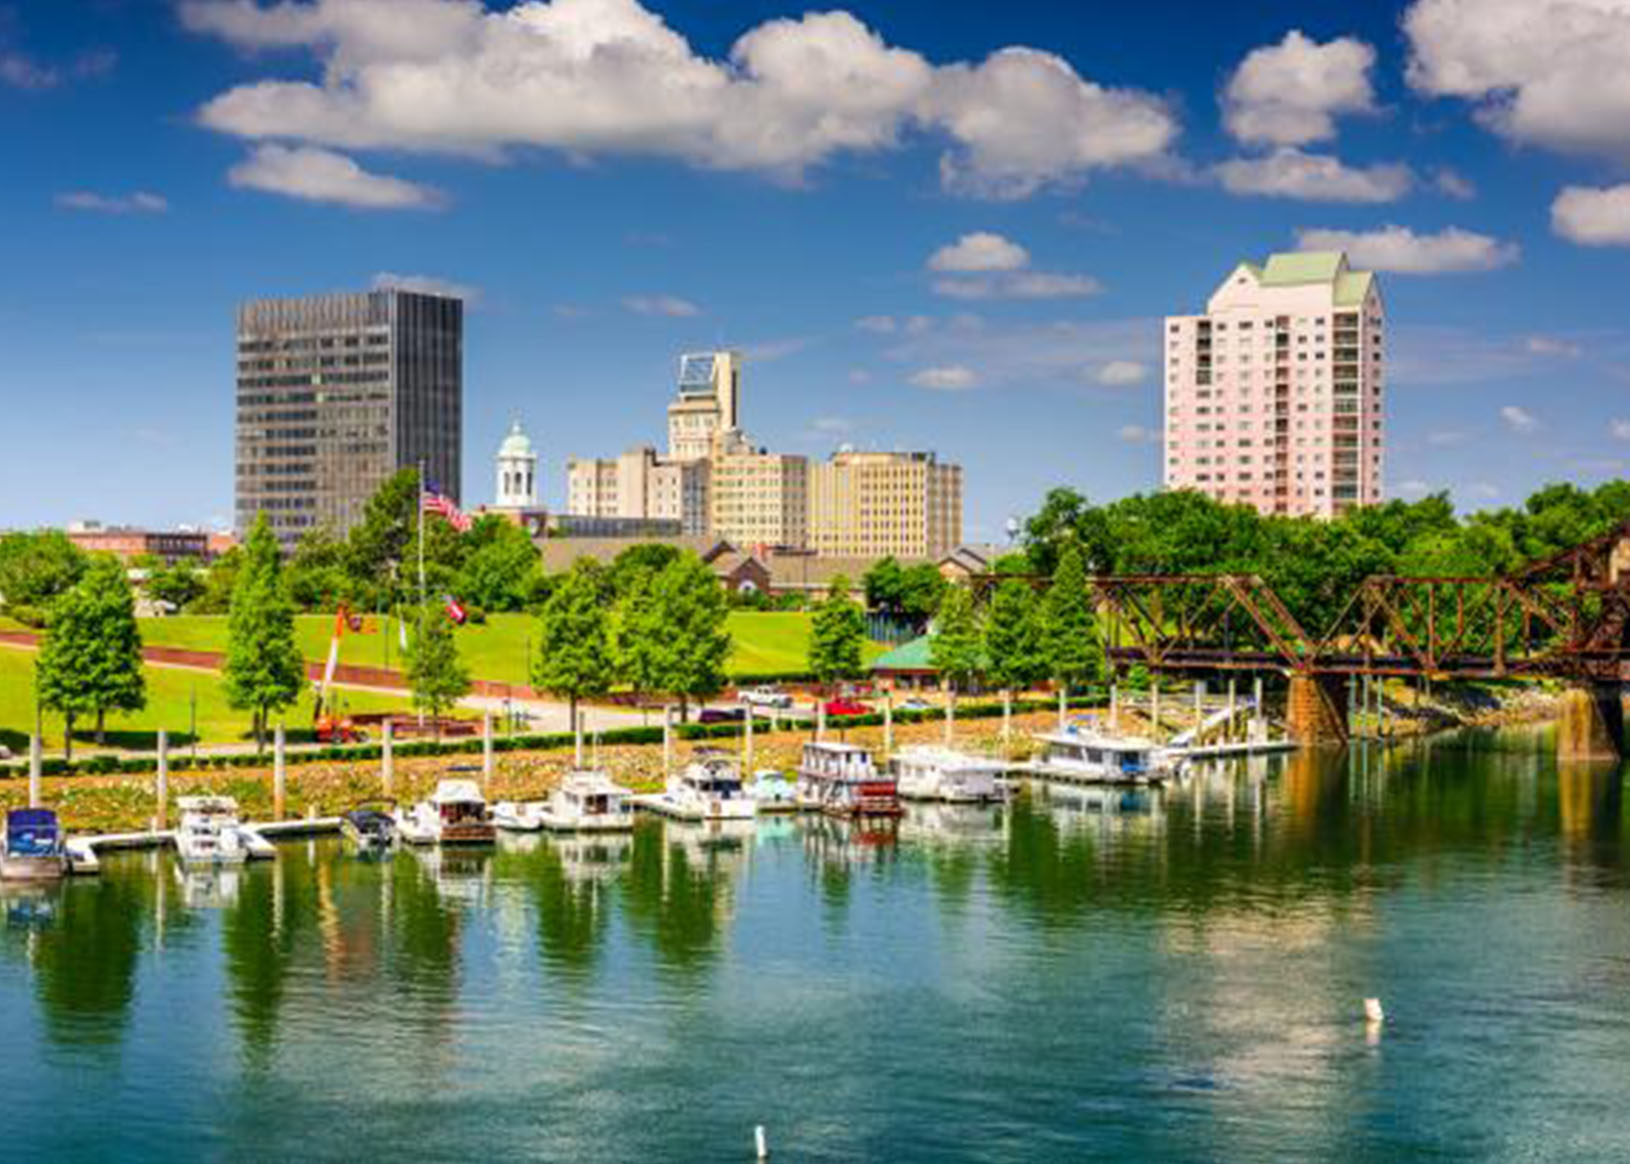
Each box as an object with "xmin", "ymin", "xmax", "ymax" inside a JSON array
[{"xmin": 5, "ymin": 0, "xmax": 1630, "ymax": 541}]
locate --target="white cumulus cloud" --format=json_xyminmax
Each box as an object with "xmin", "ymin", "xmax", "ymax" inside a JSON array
[
  {"xmin": 1611, "ymin": 419, "xmax": 1630, "ymax": 441},
  {"xmin": 1223, "ymin": 30, "xmax": 1377, "ymax": 146},
  {"xmin": 182, "ymin": 0, "xmax": 1177, "ymax": 199},
  {"xmin": 1500, "ymin": 404, "xmax": 1539, "ymax": 433},
  {"xmin": 1294, "ymin": 225, "xmax": 1518, "ymax": 273},
  {"xmin": 1096, "ymin": 360, "xmax": 1148, "ymax": 386},
  {"xmin": 1117, "ymin": 423, "xmax": 1161, "ymax": 443},
  {"xmin": 1405, "ymin": 0, "xmax": 1630, "ymax": 162},
  {"xmin": 1216, "ymin": 148, "xmax": 1413, "ymax": 202},
  {"xmin": 54, "ymin": 190, "xmax": 168, "ymax": 214},
  {"xmin": 1525, "ymin": 335, "xmax": 1581, "ymax": 358},
  {"xmin": 910, "ymin": 365, "xmax": 979, "ymax": 391},
  {"xmin": 928, "ymin": 232, "xmax": 1029, "ymax": 272},
  {"xmin": 227, "ymin": 144, "xmax": 442, "ymax": 208},
  {"xmin": 1552, "ymin": 184, "xmax": 1630, "ymax": 246},
  {"xmin": 622, "ymin": 294, "xmax": 700, "ymax": 317}
]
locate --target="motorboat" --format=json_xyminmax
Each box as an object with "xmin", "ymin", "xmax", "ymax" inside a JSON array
[
  {"xmin": 646, "ymin": 751, "xmax": 757, "ymax": 822},
  {"xmin": 396, "ymin": 779, "xmax": 496, "ymax": 846},
  {"xmin": 1027, "ymin": 726, "xmax": 1185, "ymax": 786},
  {"xmin": 340, "ymin": 806, "xmax": 397, "ymax": 853},
  {"xmin": 796, "ymin": 741, "xmax": 901, "ymax": 818},
  {"xmin": 174, "ymin": 796, "xmax": 252, "ymax": 866},
  {"xmin": 746, "ymin": 769, "xmax": 800, "ymax": 813},
  {"xmin": 497, "ymin": 770, "xmax": 635, "ymax": 833},
  {"xmin": 2, "ymin": 808, "xmax": 68, "ymax": 881},
  {"xmin": 492, "ymin": 799, "xmax": 546, "ymax": 832},
  {"xmin": 892, "ymin": 746, "xmax": 1007, "ymax": 803}
]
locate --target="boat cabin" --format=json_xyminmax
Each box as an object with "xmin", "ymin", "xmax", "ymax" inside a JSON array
[
  {"xmin": 683, "ymin": 752, "xmax": 744, "ymax": 796},
  {"xmin": 5, "ymin": 809, "xmax": 62, "ymax": 858},
  {"xmin": 1037, "ymin": 732, "xmax": 1159, "ymax": 779},
  {"xmin": 798, "ymin": 741, "xmax": 878, "ymax": 783},
  {"xmin": 430, "ymin": 779, "xmax": 488, "ymax": 825}
]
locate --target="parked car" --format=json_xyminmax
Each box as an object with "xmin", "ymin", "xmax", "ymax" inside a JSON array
[
  {"xmin": 822, "ymin": 698, "xmax": 871, "ymax": 718},
  {"xmin": 739, "ymin": 685, "xmax": 795, "ymax": 710},
  {"xmin": 699, "ymin": 707, "xmax": 748, "ymax": 724}
]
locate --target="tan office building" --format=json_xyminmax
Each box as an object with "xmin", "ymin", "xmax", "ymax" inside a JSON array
[
  {"xmin": 667, "ymin": 350, "xmax": 740, "ymax": 462},
  {"xmin": 809, "ymin": 450, "xmax": 962, "ymax": 559},
  {"xmin": 565, "ymin": 446, "xmax": 709, "ymax": 536},
  {"xmin": 709, "ymin": 431, "xmax": 808, "ymax": 550}
]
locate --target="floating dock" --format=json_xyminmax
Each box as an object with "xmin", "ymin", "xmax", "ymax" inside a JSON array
[{"xmin": 65, "ymin": 817, "xmax": 341, "ymax": 875}]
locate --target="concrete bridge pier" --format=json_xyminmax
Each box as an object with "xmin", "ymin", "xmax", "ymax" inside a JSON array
[
  {"xmin": 1557, "ymin": 683, "xmax": 1624, "ymax": 762},
  {"xmin": 1286, "ymin": 673, "xmax": 1349, "ymax": 745}
]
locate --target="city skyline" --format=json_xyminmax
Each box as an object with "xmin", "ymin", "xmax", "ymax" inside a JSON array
[{"xmin": 6, "ymin": 0, "xmax": 1630, "ymax": 540}]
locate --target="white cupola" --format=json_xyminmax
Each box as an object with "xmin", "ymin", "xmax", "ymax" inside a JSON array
[{"xmin": 494, "ymin": 418, "xmax": 538, "ymax": 508}]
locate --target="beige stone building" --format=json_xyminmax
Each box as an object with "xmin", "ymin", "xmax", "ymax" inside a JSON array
[
  {"xmin": 708, "ymin": 430, "xmax": 809, "ymax": 550},
  {"xmin": 564, "ymin": 446, "xmax": 709, "ymax": 536},
  {"xmin": 667, "ymin": 350, "xmax": 740, "ymax": 462},
  {"xmin": 808, "ymin": 449, "xmax": 962, "ymax": 559}
]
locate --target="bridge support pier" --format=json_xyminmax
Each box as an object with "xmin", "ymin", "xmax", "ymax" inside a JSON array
[
  {"xmin": 1557, "ymin": 683, "xmax": 1624, "ymax": 763},
  {"xmin": 1286, "ymin": 674, "xmax": 1348, "ymax": 745}
]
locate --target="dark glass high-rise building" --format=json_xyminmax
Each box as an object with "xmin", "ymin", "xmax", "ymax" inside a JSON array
[{"xmin": 234, "ymin": 289, "xmax": 462, "ymax": 544}]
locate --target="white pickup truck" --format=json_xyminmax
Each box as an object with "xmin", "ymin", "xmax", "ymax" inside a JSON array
[{"xmin": 738, "ymin": 685, "xmax": 795, "ymax": 709}]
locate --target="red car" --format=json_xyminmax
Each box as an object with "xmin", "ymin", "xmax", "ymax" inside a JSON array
[{"xmin": 822, "ymin": 698, "xmax": 871, "ymax": 718}]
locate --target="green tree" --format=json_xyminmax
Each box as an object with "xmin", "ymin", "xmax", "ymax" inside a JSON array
[
  {"xmin": 405, "ymin": 603, "xmax": 471, "ymax": 737},
  {"xmin": 808, "ymin": 576, "xmax": 866, "ymax": 689},
  {"xmin": 36, "ymin": 556, "xmax": 147, "ymax": 755},
  {"xmin": 607, "ymin": 542, "xmax": 681, "ymax": 598},
  {"xmin": 191, "ymin": 546, "xmax": 243, "ymax": 614},
  {"xmin": 984, "ymin": 579, "xmax": 1047, "ymax": 694},
  {"xmin": 613, "ymin": 567, "xmax": 667, "ymax": 716},
  {"xmin": 862, "ymin": 556, "xmax": 906, "ymax": 614},
  {"xmin": 144, "ymin": 560, "xmax": 205, "ymax": 613},
  {"xmin": 1040, "ymin": 543, "xmax": 1102, "ymax": 701},
  {"xmin": 533, "ymin": 559, "xmax": 614, "ymax": 731},
  {"xmin": 224, "ymin": 514, "xmax": 305, "ymax": 752},
  {"xmin": 345, "ymin": 467, "xmax": 421, "ymax": 605},
  {"xmin": 929, "ymin": 585, "xmax": 984, "ymax": 703},
  {"xmin": 899, "ymin": 563, "xmax": 949, "ymax": 625},
  {"xmin": 654, "ymin": 553, "xmax": 731, "ymax": 722},
  {"xmin": 458, "ymin": 516, "xmax": 543, "ymax": 613},
  {"xmin": 0, "ymin": 530, "xmax": 87, "ymax": 620},
  {"xmin": 286, "ymin": 526, "xmax": 351, "ymax": 611}
]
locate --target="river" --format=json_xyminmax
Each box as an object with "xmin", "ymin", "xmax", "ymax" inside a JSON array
[{"xmin": 3, "ymin": 726, "xmax": 1629, "ymax": 1161}]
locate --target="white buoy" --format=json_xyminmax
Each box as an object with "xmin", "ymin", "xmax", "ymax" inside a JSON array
[
  {"xmin": 755, "ymin": 1125, "xmax": 768, "ymax": 1159},
  {"xmin": 1364, "ymin": 997, "xmax": 1385, "ymax": 1024}
]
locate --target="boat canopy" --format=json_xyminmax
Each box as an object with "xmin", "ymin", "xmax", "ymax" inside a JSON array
[
  {"xmin": 7, "ymin": 808, "xmax": 59, "ymax": 833},
  {"xmin": 431, "ymin": 779, "xmax": 486, "ymax": 805}
]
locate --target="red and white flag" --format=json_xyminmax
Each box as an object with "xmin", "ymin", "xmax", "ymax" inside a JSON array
[
  {"xmin": 443, "ymin": 594, "xmax": 468, "ymax": 625},
  {"xmin": 421, "ymin": 488, "xmax": 472, "ymax": 532}
]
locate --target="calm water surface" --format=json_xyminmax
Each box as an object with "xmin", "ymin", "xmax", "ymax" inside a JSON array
[{"xmin": 5, "ymin": 727, "xmax": 1630, "ymax": 1161}]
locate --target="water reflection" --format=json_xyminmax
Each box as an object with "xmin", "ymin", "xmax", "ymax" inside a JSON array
[{"xmin": 620, "ymin": 819, "xmax": 746, "ymax": 975}]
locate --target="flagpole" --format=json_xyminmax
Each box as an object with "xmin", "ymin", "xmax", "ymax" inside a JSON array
[{"xmin": 417, "ymin": 458, "xmax": 426, "ymax": 729}]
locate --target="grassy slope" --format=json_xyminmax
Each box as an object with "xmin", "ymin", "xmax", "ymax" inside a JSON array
[
  {"xmin": 129, "ymin": 610, "xmax": 880, "ymax": 681},
  {"xmin": 0, "ymin": 646, "xmax": 421, "ymax": 752}
]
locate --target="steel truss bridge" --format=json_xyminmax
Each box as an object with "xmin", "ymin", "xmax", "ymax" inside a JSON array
[{"xmin": 979, "ymin": 522, "xmax": 1630, "ymax": 683}]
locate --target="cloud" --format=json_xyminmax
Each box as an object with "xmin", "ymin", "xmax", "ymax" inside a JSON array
[
  {"xmin": 1222, "ymin": 30, "xmax": 1377, "ymax": 147},
  {"xmin": 1611, "ymin": 419, "xmax": 1630, "ymax": 441},
  {"xmin": 54, "ymin": 190, "xmax": 168, "ymax": 214},
  {"xmin": 928, "ymin": 231, "xmax": 1029, "ymax": 272},
  {"xmin": 855, "ymin": 315, "xmax": 899, "ymax": 334},
  {"xmin": 1117, "ymin": 423, "xmax": 1161, "ymax": 444},
  {"xmin": 1293, "ymin": 224, "xmax": 1518, "ymax": 273},
  {"xmin": 809, "ymin": 416, "xmax": 854, "ymax": 434},
  {"xmin": 622, "ymin": 294, "xmax": 700, "ymax": 317},
  {"xmin": 1426, "ymin": 429, "xmax": 1467, "ymax": 446},
  {"xmin": 371, "ymin": 272, "xmax": 480, "ymax": 303},
  {"xmin": 1524, "ymin": 335, "xmax": 1581, "ymax": 358},
  {"xmin": 0, "ymin": 47, "xmax": 115, "ymax": 91},
  {"xmin": 885, "ymin": 315, "xmax": 1154, "ymax": 392},
  {"xmin": 1395, "ymin": 478, "xmax": 1432, "ymax": 498},
  {"xmin": 1096, "ymin": 360, "xmax": 1148, "ymax": 386},
  {"xmin": 227, "ymin": 144, "xmax": 443, "ymax": 208},
  {"xmin": 846, "ymin": 369, "xmax": 872, "ymax": 384},
  {"xmin": 740, "ymin": 337, "xmax": 810, "ymax": 362},
  {"xmin": 1216, "ymin": 148, "xmax": 1412, "ymax": 202},
  {"xmin": 926, "ymin": 230, "xmax": 1100, "ymax": 299},
  {"xmin": 910, "ymin": 365, "xmax": 979, "ymax": 391},
  {"xmin": 1434, "ymin": 168, "xmax": 1475, "ymax": 199},
  {"xmin": 1405, "ymin": 0, "xmax": 1630, "ymax": 162},
  {"xmin": 1499, "ymin": 404, "xmax": 1539, "ymax": 433},
  {"xmin": 1552, "ymin": 184, "xmax": 1630, "ymax": 246},
  {"xmin": 181, "ymin": 0, "xmax": 1176, "ymax": 198}
]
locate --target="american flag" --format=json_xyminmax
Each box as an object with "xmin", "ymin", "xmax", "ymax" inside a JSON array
[
  {"xmin": 443, "ymin": 594, "xmax": 468, "ymax": 625},
  {"xmin": 421, "ymin": 487, "xmax": 472, "ymax": 532}
]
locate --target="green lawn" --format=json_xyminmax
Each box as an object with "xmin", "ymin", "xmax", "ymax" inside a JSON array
[
  {"xmin": 128, "ymin": 610, "xmax": 877, "ymax": 681},
  {"xmin": 0, "ymin": 645, "xmax": 421, "ymax": 753}
]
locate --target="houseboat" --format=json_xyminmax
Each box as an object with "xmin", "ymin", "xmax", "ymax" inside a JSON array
[
  {"xmin": 174, "ymin": 796, "xmax": 252, "ymax": 866},
  {"xmin": 340, "ymin": 806, "xmax": 397, "ymax": 853},
  {"xmin": 797, "ymin": 741, "xmax": 902, "ymax": 818},
  {"xmin": 746, "ymin": 769, "xmax": 800, "ymax": 813},
  {"xmin": 396, "ymin": 779, "xmax": 497, "ymax": 846},
  {"xmin": 510, "ymin": 770, "xmax": 636, "ymax": 833},
  {"xmin": 1027, "ymin": 727, "xmax": 1185, "ymax": 786},
  {"xmin": 2, "ymin": 808, "xmax": 68, "ymax": 881},
  {"xmin": 892, "ymin": 746, "xmax": 1007, "ymax": 803},
  {"xmin": 645, "ymin": 751, "xmax": 758, "ymax": 822}
]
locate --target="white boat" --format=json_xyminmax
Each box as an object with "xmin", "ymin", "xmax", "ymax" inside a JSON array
[
  {"xmin": 528, "ymin": 770, "xmax": 636, "ymax": 832},
  {"xmin": 797, "ymin": 741, "xmax": 901, "ymax": 818},
  {"xmin": 646, "ymin": 751, "xmax": 758, "ymax": 822},
  {"xmin": 892, "ymin": 746, "xmax": 1007, "ymax": 803},
  {"xmin": 492, "ymin": 800, "xmax": 546, "ymax": 832},
  {"xmin": 395, "ymin": 779, "xmax": 497, "ymax": 846},
  {"xmin": 746, "ymin": 769, "xmax": 801, "ymax": 813},
  {"xmin": 341, "ymin": 806, "xmax": 397, "ymax": 853},
  {"xmin": 174, "ymin": 796, "xmax": 252, "ymax": 866},
  {"xmin": 1027, "ymin": 727, "xmax": 1185, "ymax": 785}
]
